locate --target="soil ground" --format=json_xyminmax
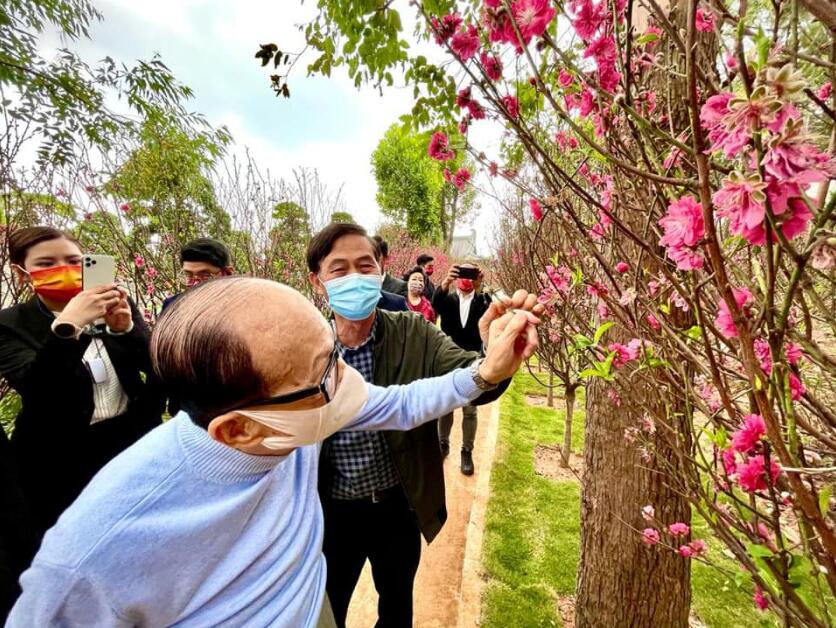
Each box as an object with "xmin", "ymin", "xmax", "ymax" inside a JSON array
[{"xmin": 346, "ymin": 403, "xmax": 499, "ymax": 628}]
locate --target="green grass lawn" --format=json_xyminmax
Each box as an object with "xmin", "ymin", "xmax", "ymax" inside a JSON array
[{"xmin": 480, "ymin": 370, "xmax": 774, "ymax": 628}]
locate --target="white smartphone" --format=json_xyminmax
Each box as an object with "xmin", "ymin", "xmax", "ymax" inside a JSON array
[{"xmin": 82, "ymin": 254, "xmax": 116, "ymax": 290}]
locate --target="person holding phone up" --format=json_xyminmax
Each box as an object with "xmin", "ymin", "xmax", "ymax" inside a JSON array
[
  {"xmin": 432, "ymin": 262, "xmax": 493, "ymax": 475},
  {"xmin": 0, "ymin": 228, "xmax": 164, "ymax": 572}
]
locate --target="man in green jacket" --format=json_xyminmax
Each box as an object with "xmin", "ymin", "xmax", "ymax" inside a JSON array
[{"xmin": 307, "ymin": 223, "xmax": 541, "ymax": 627}]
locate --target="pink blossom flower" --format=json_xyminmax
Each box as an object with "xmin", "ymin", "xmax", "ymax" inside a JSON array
[
  {"xmin": 714, "ymin": 287, "xmax": 753, "ymax": 339},
  {"xmin": 488, "ymin": 161, "xmax": 499, "ymax": 177},
  {"xmin": 646, "ymin": 313, "xmax": 661, "ymax": 331},
  {"xmin": 754, "ymin": 337, "xmax": 773, "ymax": 374},
  {"xmin": 609, "ymin": 339, "xmax": 642, "ymax": 367},
  {"xmin": 641, "ymin": 415, "xmax": 655, "ymax": 434},
  {"xmin": 134, "ymin": 255, "xmax": 145, "ymax": 268},
  {"xmin": 668, "ymin": 522, "xmax": 690, "ymax": 536},
  {"xmin": 584, "ymin": 34, "xmax": 616, "ymax": 65},
  {"xmin": 428, "ymin": 131, "xmax": 455, "ymax": 161},
  {"xmin": 725, "ymin": 53, "xmax": 738, "ymax": 70},
  {"xmin": 818, "ymin": 82, "xmax": 832, "ymax": 101},
  {"xmin": 597, "ymin": 62, "xmax": 621, "ymax": 93},
  {"xmin": 721, "ymin": 448, "xmax": 737, "ymax": 475},
  {"xmin": 737, "ymin": 455, "xmax": 781, "ymax": 492},
  {"xmin": 658, "ymin": 196, "xmax": 705, "ymax": 271},
  {"xmin": 615, "ymin": 261, "xmax": 629, "ymax": 274},
  {"xmin": 731, "ymin": 414, "xmax": 766, "ymax": 454},
  {"xmin": 607, "ymin": 387, "xmax": 621, "ymax": 405},
  {"xmin": 558, "ymin": 69, "xmax": 574, "ymax": 88},
  {"xmin": 597, "ymin": 301, "xmax": 609, "ymax": 319},
  {"xmin": 430, "ymin": 13, "xmax": 463, "ymax": 44},
  {"xmin": 753, "ymin": 586, "xmax": 769, "ymax": 610},
  {"xmin": 695, "ymin": 7, "xmax": 716, "ymax": 32},
  {"xmin": 513, "ymin": 0, "xmax": 557, "ymax": 42},
  {"xmin": 713, "ymin": 174, "xmax": 767, "ymax": 243},
  {"xmin": 459, "ymin": 117, "xmax": 470, "ymax": 135},
  {"xmin": 641, "ymin": 505, "xmax": 655, "ymax": 521},
  {"xmin": 146, "ymin": 267, "xmax": 158, "ymax": 279},
  {"xmin": 145, "ymin": 283, "xmax": 155, "ymax": 295},
  {"xmin": 785, "ymin": 342, "xmax": 803, "ymax": 365},
  {"xmin": 451, "ymin": 24, "xmax": 480, "ymax": 60},
  {"xmin": 642, "ymin": 528, "xmax": 661, "ymax": 545},
  {"xmin": 789, "ymin": 372, "xmax": 805, "ymax": 400},
  {"xmin": 503, "ymin": 94, "xmax": 520, "ymax": 119},
  {"xmin": 529, "ymin": 198, "xmax": 543, "ymax": 221},
  {"xmin": 456, "ymin": 86, "xmax": 472, "ymax": 109},
  {"xmin": 568, "ymin": 136, "xmax": 578, "ymax": 149},
  {"xmin": 579, "ymin": 89, "xmax": 595, "ymax": 117},
  {"xmin": 572, "ymin": 0, "xmax": 605, "ymax": 39},
  {"xmin": 678, "ymin": 545, "xmax": 694, "ymax": 558},
  {"xmin": 119, "ymin": 203, "xmax": 131, "ymax": 213},
  {"xmin": 453, "ymin": 167, "xmax": 471, "ymax": 190},
  {"xmin": 688, "ymin": 539, "xmax": 707, "ymax": 556},
  {"xmin": 83, "ymin": 212, "xmax": 93, "ymax": 221},
  {"xmin": 545, "ymin": 264, "xmax": 572, "ymax": 292},
  {"xmin": 480, "ymin": 52, "xmax": 503, "ymax": 80}
]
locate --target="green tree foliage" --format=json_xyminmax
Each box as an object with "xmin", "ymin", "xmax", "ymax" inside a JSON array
[
  {"xmin": 0, "ymin": 0, "xmax": 222, "ymax": 164},
  {"xmin": 371, "ymin": 123, "xmax": 477, "ymax": 247},
  {"xmin": 330, "ymin": 210, "xmax": 356, "ymax": 223}
]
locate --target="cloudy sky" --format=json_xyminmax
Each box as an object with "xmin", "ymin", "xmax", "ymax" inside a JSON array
[{"xmin": 64, "ymin": 0, "xmax": 495, "ymax": 251}]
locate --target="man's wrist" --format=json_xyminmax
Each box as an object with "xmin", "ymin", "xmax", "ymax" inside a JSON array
[
  {"xmin": 51, "ymin": 319, "xmax": 83, "ymax": 340},
  {"xmin": 106, "ymin": 320, "xmax": 134, "ymax": 335},
  {"xmin": 473, "ymin": 358, "xmax": 500, "ymax": 389}
]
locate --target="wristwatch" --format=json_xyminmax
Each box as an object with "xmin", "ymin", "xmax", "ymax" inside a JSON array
[
  {"xmin": 470, "ymin": 358, "xmax": 498, "ymax": 391},
  {"xmin": 51, "ymin": 319, "xmax": 83, "ymax": 340}
]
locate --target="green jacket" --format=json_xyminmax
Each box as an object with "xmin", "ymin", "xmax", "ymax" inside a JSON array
[{"xmin": 318, "ymin": 310, "xmax": 509, "ymax": 543}]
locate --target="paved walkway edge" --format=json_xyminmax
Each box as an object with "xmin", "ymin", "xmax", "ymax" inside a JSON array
[{"xmin": 456, "ymin": 401, "xmax": 501, "ymax": 628}]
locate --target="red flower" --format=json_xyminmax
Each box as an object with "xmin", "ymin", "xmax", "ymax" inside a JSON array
[
  {"xmin": 558, "ymin": 69, "xmax": 574, "ymax": 88},
  {"xmin": 731, "ymin": 414, "xmax": 766, "ymax": 454},
  {"xmin": 615, "ymin": 261, "xmax": 629, "ymax": 274},
  {"xmin": 451, "ymin": 24, "xmax": 480, "ymax": 60},
  {"xmin": 714, "ymin": 287, "xmax": 753, "ymax": 339},
  {"xmin": 753, "ymin": 586, "xmax": 769, "ymax": 610},
  {"xmin": 695, "ymin": 7, "xmax": 716, "ymax": 32},
  {"xmin": 479, "ymin": 52, "xmax": 503, "ymax": 80},
  {"xmin": 658, "ymin": 196, "xmax": 705, "ymax": 271},
  {"xmin": 430, "ymin": 13, "xmax": 463, "ymax": 44},
  {"xmin": 737, "ymin": 455, "xmax": 781, "ymax": 493},
  {"xmin": 529, "ymin": 198, "xmax": 543, "ymax": 221},
  {"xmin": 428, "ymin": 131, "xmax": 455, "ymax": 161},
  {"xmin": 119, "ymin": 203, "xmax": 131, "ymax": 213},
  {"xmin": 502, "ymin": 94, "xmax": 520, "ymax": 119},
  {"xmin": 452, "ymin": 168, "xmax": 471, "ymax": 190}
]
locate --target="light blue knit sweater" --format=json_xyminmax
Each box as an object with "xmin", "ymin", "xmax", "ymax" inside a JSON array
[{"xmin": 7, "ymin": 368, "xmax": 480, "ymax": 627}]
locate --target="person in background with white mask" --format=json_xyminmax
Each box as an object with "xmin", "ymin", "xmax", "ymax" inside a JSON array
[
  {"xmin": 306, "ymin": 223, "xmax": 544, "ymax": 627},
  {"xmin": 404, "ymin": 266, "xmax": 436, "ymax": 324},
  {"xmin": 7, "ymin": 276, "xmax": 540, "ymax": 628}
]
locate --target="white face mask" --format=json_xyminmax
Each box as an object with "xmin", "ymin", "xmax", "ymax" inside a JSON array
[
  {"xmin": 236, "ymin": 364, "xmax": 369, "ymax": 450},
  {"xmin": 408, "ymin": 281, "xmax": 424, "ymax": 294}
]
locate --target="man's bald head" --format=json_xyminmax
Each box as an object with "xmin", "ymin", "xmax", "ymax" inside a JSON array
[{"xmin": 152, "ymin": 277, "xmax": 334, "ymax": 427}]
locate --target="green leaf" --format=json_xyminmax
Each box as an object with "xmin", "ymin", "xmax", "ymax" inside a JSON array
[
  {"xmin": 593, "ymin": 321, "xmax": 615, "ymax": 345},
  {"xmin": 747, "ymin": 543, "xmax": 773, "ymax": 559},
  {"xmin": 573, "ymin": 333, "xmax": 593, "ymax": 349},
  {"xmin": 635, "ymin": 33, "xmax": 659, "ymax": 46},
  {"xmin": 660, "ymin": 303, "xmax": 671, "ymax": 315},
  {"xmin": 754, "ymin": 28, "xmax": 770, "ymax": 69},
  {"xmin": 819, "ymin": 486, "xmax": 832, "ymax": 518},
  {"xmin": 579, "ymin": 368, "xmax": 603, "ymax": 380},
  {"xmin": 682, "ymin": 325, "xmax": 702, "ymax": 341}
]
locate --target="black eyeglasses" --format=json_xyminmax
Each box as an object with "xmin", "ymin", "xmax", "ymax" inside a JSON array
[{"xmin": 229, "ymin": 328, "xmax": 340, "ymax": 411}]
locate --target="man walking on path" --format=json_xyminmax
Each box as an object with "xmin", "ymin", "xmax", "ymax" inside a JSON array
[
  {"xmin": 432, "ymin": 263, "xmax": 492, "ymax": 475},
  {"xmin": 307, "ymin": 223, "xmax": 542, "ymax": 627}
]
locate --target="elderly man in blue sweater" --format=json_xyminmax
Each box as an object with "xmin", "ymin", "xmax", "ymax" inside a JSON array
[{"xmin": 7, "ymin": 277, "xmax": 539, "ymax": 627}]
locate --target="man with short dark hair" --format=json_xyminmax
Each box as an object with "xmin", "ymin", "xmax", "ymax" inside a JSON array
[
  {"xmin": 372, "ymin": 235, "xmax": 408, "ymax": 298},
  {"xmin": 160, "ymin": 238, "xmax": 234, "ymax": 311},
  {"xmin": 307, "ymin": 223, "xmax": 543, "ymax": 626},
  {"xmin": 433, "ymin": 263, "xmax": 493, "ymax": 475},
  {"xmin": 416, "ymin": 253, "xmax": 436, "ymax": 299},
  {"xmin": 7, "ymin": 277, "xmax": 539, "ymax": 627}
]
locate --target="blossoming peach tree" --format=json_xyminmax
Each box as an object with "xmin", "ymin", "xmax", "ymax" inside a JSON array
[{"xmin": 266, "ymin": 0, "xmax": 835, "ymax": 624}]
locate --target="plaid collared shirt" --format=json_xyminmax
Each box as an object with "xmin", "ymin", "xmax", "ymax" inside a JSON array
[{"xmin": 328, "ymin": 317, "xmax": 400, "ymax": 499}]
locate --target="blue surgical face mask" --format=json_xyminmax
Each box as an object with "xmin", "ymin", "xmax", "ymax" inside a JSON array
[{"xmin": 321, "ymin": 273, "xmax": 382, "ymax": 320}]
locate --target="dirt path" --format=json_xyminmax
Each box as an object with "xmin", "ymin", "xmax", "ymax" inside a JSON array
[{"xmin": 347, "ymin": 403, "xmax": 500, "ymax": 628}]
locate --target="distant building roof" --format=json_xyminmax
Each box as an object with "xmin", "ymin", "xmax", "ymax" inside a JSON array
[{"xmin": 450, "ymin": 230, "xmax": 477, "ymax": 259}]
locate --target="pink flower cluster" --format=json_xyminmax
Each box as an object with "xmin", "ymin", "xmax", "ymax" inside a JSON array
[
  {"xmin": 714, "ymin": 287, "xmax": 753, "ymax": 339},
  {"xmin": 529, "ymin": 198, "xmax": 543, "ymax": 221},
  {"xmin": 609, "ymin": 338, "xmax": 643, "ymax": 367},
  {"xmin": 450, "ymin": 23, "xmax": 481, "ymax": 60},
  {"xmin": 479, "ymin": 52, "xmax": 503, "ymax": 80},
  {"xmin": 695, "ymin": 7, "xmax": 716, "ymax": 33},
  {"xmin": 721, "ymin": 414, "xmax": 782, "ymax": 493},
  {"xmin": 658, "ymin": 196, "xmax": 705, "ymax": 270},
  {"xmin": 444, "ymin": 167, "xmax": 471, "ymax": 191},
  {"xmin": 753, "ymin": 338, "xmax": 805, "ymax": 400},
  {"xmin": 430, "ymin": 13, "xmax": 462, "ymax": 44},
  {"xmin": 482, "ymin": 0, "xmax": 556, "ymax": 54},
  {"xmin": 428, "ymin": 131, "xmax": 455, "ymax": 161},
  {"xmin": 545, "ymin": 264, "xmax": 571, "ymax": 292},
  {"xmin": 568, "ymin": 0, "xmax": 622, "ymax": 93}
]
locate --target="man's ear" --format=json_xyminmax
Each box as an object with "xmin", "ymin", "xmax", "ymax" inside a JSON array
[
  {"xmin": 309, "ymin": 272, "xmax": 326, "ymax": 296},
  {"xmin": 222, "ymin": 266, "xmax": 235, "ymax": 276},
  {"xmin": 208, "ymin": 413, "xmax": 266, "ymax": 449}
]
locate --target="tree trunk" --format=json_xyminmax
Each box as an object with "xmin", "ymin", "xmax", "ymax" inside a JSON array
[
  {"xmin": 561, "ymin": 386, "xmax": 575, "ymax": 468},
  {"xmin": 575, "ymin": 375, "xmax": 691, "ymax": 627},
  {"xmin": 547, "ymin": 371, "xmax": 555, "ymax": 407}
]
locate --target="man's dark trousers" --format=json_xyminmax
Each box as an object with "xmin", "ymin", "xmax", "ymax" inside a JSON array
[{"xmin": 322, "ymin": 490, "xmax": 421, "ymax": 627}]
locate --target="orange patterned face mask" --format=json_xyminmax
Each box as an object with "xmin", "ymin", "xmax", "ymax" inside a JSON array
[{"xmin": 28, "ymin": 265, "xmax": 82, "ymax": 302}]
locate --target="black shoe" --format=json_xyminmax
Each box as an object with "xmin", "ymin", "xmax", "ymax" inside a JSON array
[
  {"xmin": 440, "ymin": 440, "xmax": 450, "ymax": 458},
  {"xmin": 460, "ymin": 449, "xmax": 474, "ymax": 476}
]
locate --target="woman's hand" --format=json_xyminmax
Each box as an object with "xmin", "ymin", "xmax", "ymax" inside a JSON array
[
  {"xmin": 55, "ymin": 285, "xmax": 122, "ymax": 329},
  {"xmin": 104, "ymin": 289, "xmax": 133, "ymax": 332}
]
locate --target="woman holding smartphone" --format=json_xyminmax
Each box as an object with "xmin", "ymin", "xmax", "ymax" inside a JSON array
[{"xmin": 0, "ymin": 227, "xmax": 164, "ymax": 559}]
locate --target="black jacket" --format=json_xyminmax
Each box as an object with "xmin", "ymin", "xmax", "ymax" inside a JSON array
[
  {"xmin": 381, "ymin": 274, "xmax": 408, "ymax": 297},
  {"xmin": 0, "ymin": 297, "xmax": 164, "ymax": 542},
  {"xmin": 377, "ymin": 290, "xmax": 408, "ymax": 312},
  {"xmin": 432, "ymin": 288, "xmax": 492, "ymax": 352}
]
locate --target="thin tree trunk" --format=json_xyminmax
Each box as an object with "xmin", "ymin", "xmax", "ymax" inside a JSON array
[
  {"xmin": 547, "ymin": 371, "xmax": 555, "ymax": 407},
  {"xmin": 561, "ymin": 386, "xmax": 575, "ymax": 468}
]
